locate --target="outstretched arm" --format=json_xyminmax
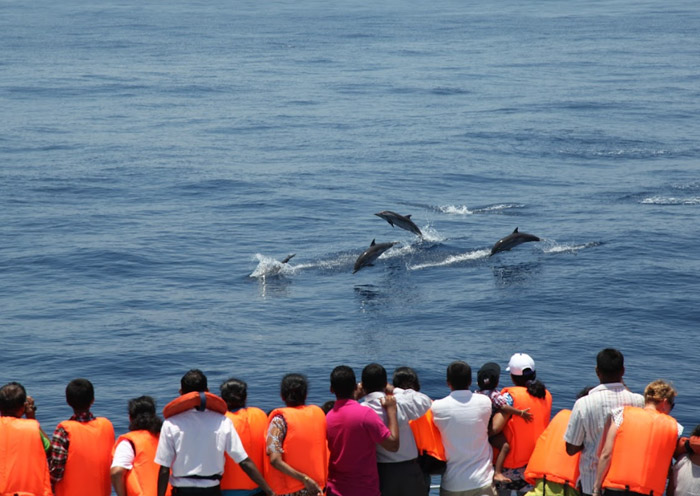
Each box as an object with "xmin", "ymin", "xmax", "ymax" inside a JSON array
[{"xmin": 379, "ymin": 395, "xmax": 400, "ymax": 452}]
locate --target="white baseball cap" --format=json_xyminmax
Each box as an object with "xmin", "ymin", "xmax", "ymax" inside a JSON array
[{"xmin": 506, "ymin": 353, "xmax": 536, "ymax": 376}]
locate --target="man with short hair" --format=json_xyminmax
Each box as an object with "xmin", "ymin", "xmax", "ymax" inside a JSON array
[
  {"xmin": 564, "ymin": 348, "xmax": 644, "ymax": 496},
  {"xmin": 360, "ymin": 363, "xmax": 432, "ymax": 496},
  {"xmin": 431, "ymin": 361, "xmax": 495, "ymax": 496},
  {"xmin": 0, "ymin": 382, "xmax": 52, "ymax": 496},
  {"xmin": 155, "ymin": 369, "xmax": 274, "ymax": 496},
  {"xmin": 326, "ymin": 365, "xmax": 400, "ymax": 496},
  {"xmin": 49, "ymin": 378, "xmax": 115, "ymax": 496}
]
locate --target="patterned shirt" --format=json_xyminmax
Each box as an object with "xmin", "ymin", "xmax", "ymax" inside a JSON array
[
  {"xmin": 49, "ymin": 411, "xmax": 95, "ymax": 485},
  {"xmin": 266, "ymin": 414, "xmax": 314, "ymax": 496},
  {"xmin": 476, "ymin": 388, "xmax": 513, "ymax": 413}
]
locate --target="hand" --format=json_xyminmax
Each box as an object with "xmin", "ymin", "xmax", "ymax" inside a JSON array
[
  {"xmin": 520, "ymin": 408, "xmax": 533, "ymax": 423},
  {"xmin": 24, "ymin": 396, "xmax": 37, "ymax": 419},
  {"xmin": 380, "ymin": 394, "xmax": 397, "ymax": 413},
  {"xmin": 384, "ymin": 384, "xmax": 395, "ymax": 395},
  {"xmin": 303, "ymin": 475, "xmax": 323, "ymax": 495},
  {"xmin": 354, "ymin": 382, "xmax": 364, "ymax": 400}
]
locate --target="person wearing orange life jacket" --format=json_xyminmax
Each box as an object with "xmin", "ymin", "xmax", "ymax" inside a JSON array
[
  {"xmin": 111, "ymin": 396, "xmax": 172, "ymax": 496},
  {"xmin": 155, "ymin": 369, "xmax": 275, "ymax": 496},
  {"xmin": 593, "ymin": 379, "xmax": 682, "ymax": 496},
  {"xmin": 0, "ymin": 381, "xmax": 52, "ymax": 496},
  {"xmin": 264, "ymin": 373, "xmax": 327, "ymax": 496},
  {"xmin": 49, "ymin": 378, "xmax": 115, "ymax": 496},
  {"xmin": 492, "ymin": 353, "xmax": 552, "ymax": 496},
  {"xmin": 219, "ymin": 377, "xmax": 269, "ymax": 496}
]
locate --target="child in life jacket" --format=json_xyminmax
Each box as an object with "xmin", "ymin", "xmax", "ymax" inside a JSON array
[{"xmin": 476, "ymin": 362, "xmax": 533, "ymax": 483}]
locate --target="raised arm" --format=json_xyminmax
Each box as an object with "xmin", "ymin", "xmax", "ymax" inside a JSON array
[{"xmin": 379, "ymin": 394, "xmax": 400, "ymax": 452}]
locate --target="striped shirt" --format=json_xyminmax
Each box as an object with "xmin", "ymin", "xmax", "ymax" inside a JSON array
[{"xmin": 564, "ymin": 383, "xmax": 644, "ymax": 494}]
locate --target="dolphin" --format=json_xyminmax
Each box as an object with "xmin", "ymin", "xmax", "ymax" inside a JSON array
[
  {"xmin": 490, "ymin": 227, "xmax": 540, "ymax": 256},
  {"xmin": 353, "ymin": 239, "xmax": 398, "ymax": 273},
  {"xmin": 280, "ymin": 254, "xmax": 296, "ymax": 264},
  {"xmin": 375, "ymin": 210, "xmax": 423, "ymax": 238}
]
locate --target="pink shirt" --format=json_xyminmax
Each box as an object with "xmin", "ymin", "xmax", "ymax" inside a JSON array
[{"xmin": 326, "ymin": 398, "xmax": 390, "ymax": 496}]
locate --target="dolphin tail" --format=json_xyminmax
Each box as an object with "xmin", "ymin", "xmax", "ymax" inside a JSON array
[{"xmin": 281, "ymin": 254, "xmax": 296, "ymax": 264}]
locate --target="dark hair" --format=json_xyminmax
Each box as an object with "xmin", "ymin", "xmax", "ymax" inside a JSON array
[
  {"xmin": 220, "ymin": 378, "xmax": 247, "ymax": 410},
  {"xmin": 128, "ymin": 396, "xmax": 162, "ymax": 435},
  {"xmin": 361, "ymin": 363, "xmax": 387, "ymax": 394},
  {"xmin": 447, "ymin": 361, "xmax": 472, "ymax": 390},
  {"xmin": 66, "ymin": 378, "xmax": 94, "ymax": 411},
  {"xmin": 392, "ymin": 366, "xmax": 420, "ymax": 391},
  {"xmin": 321, "ymin": 400, "xmax": 335, "ymax": 414},
  {"xmin": 577, "ymin": 386, "xmax": 594, "ymax": 399},
  {"xmin": 331, "ymin": 365, "xmax": 357, "ymax": 399},
  {"xmin": 692, "ymin": 424, "xmax": 700, "ymax": 437},
  {"xmin": 280, "ymin": 373, "xmax": 307, "ymax": 407},
  {"xmin": 511, "ymin": 371, "xmax": 547, "ymax": 399},
  {"xmin": 597, "ymin": 349, "xmax": 624, "ymax": 378},
  {"xmin": 0, "ymin": 382, "xmax": 27, "ymax": 414},
  {"xmin": 181, "ymin": 369, "xmax": 208, "ymax": 394}
]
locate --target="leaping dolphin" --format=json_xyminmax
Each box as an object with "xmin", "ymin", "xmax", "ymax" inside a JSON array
[
  {"xmin": 490, "ymin": 228, "xmax": 540, "ymax": 256},
  {"xmin": 375, "ymin": 210, "xmax": 423, "ymax": 237},
  {"xmin": 353, "ymin": 239, "xmax": 398, "ymax": 273}
]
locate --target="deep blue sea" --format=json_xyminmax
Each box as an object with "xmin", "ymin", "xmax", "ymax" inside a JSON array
[{"xmin": 2, "ymin": 0, "xmax": 698, "ymax": 470}]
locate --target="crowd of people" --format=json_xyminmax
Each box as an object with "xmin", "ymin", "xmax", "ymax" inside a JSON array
[{"xmin": 1, "ymin": 348, "xmax": 698, "ymax": 496}]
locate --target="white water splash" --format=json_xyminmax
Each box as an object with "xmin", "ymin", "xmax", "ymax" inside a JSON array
[
  {"xmin": 543, "ymin": 241, "xmax": 601, "ymax": 254},
  {"xmin": 439, "ymin": 205, "xmax": 473, "ymax": 215},
  {"xmin": 408, "ymin": 249, "xmax": 490, "ymax": 270},
  {"xmin": 641, "ymin": 196, "xmax": 700, "ymax": 205},
  {"xmin": 249, "ymin": 254, "xmax": 298, "ymax": 278},
  {"xmin": 473, "ymin": 203, "xmax": 525, "ymax": 212}
]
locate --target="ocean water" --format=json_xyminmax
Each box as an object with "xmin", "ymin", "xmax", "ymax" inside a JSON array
[{"xmin": 1, "ymin": 0, "xmax": 698, "ymax": 468}]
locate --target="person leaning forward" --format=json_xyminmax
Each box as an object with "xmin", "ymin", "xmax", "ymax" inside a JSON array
[{"xmin": 155, "ymin": 369, "xmax": 276, "ymax": 496}]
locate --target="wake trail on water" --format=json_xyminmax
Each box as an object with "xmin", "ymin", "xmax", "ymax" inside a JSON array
[
  {"xmin": 435, "ymin": 203, "xmax": 525, "ymax": 215},
  {"xmin": 541, "ymin": 240, "xmax": 602, "ymax": 255},
  {"xmin": 408, "ymin": 248, "xmax": 491, "ymax": 270}
]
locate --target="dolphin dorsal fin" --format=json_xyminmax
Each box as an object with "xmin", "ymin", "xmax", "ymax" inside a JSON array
[
  {"xmin": 405, "ymin": 214, "xmax": 412, "ymax": 219},
  {"xmin": 513, "ymin": 227, "xmax": 519, "ymax": 233},
  {"xmin": 371, "ymin": 239, "xmax": 376, "ymax": 246}
]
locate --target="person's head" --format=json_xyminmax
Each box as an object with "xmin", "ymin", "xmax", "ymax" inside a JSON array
[
  {"xmin": 507, "ymin": 353, "xmax": 547, "ymax": 399},
  {"xmin": 446, "ymin": 361, "xmax": 471, "ymax": 390},
  {"xmin": 392, "ymin": 366, "xmax": 420, "ymax": 391},
  {"xmin": 220, "ymin": 377, "xmax": 248, "ymax": 410},
  {"xmin": 361, "ymin": 363, "xmax": 387, "ymax": 394},
  {"xmin": 180, "ymin": 369, "xmax": 208, "ymax": 394},
  {"xmin": 644, "ymin": 379, "xmax": 677, "ymax": 413},
  {"xmin": 693, "ymin": 424, "xmax": 700, "ymax": 437},
  {"xmin": 577, "ymin": 386, "xmax": 594, "ymax": 399},
  {"xmin": 596, "ymin": 348, "xmax": 625, "ymax": 383},
  {"xmin": 477, "ymin": 362, "xmax": 501, "ymax": 391},
  {"xmin": 330, "ymin": 365, "xmax": 356, "ymax": 399},
  {"xmin": 0, "ymin": 382, "xmax": 27, "ymax": 416},
  {"xmin": 321, "ymin": 400, "xmax": 335, "ymax": 414},
  {"xmin": 66, "ymin": 378, "xmax": 94, "ymax": 412},
  {"xmin": 128, "ymin": 396, "xmax": 161, "ymax": 434},
  {"xmin": 280, "ymin": 373, "xmax": 307, "ymax": 407}
]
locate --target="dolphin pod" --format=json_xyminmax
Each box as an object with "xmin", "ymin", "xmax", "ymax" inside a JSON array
[
  {"xmin": 374, "ymin": 210, "xmax": 423, "ymax": 238},
  {"xmin": 353, "ymin": 239, "xmax": 398, "ymax": 274},
  {"xmin": 490, "ymin": 227, "xmax": 540, "ymax": 256}
]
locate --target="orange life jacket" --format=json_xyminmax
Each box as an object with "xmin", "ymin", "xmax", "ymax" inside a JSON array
[
  {"xmin": 112, "ymin": 430, "xmax": 172, "ymax": 496},
  {"xmin": 409, "ymin": 409, "xmax": 446, "ymax": 461},
  {"xmin": 263, "ymin": 405, "xmax": 328, "ymax": 494},
  {"xmin": 603, "ymin": 406, "xmax": 677, "ymax": 496},
  {"xmin": 54, "ymin": 417, "xmax": 115, "ymax": 496},
  {"xmin": 0, "ymin": 417, "xmax": 52, "ymax": 496},
  {"xmin": 162, "ymin": 391, "xmax": 227, "ymax": 419},
  {"xmin": 524, "ymin": 409, "xmax": 580, "ymax": 487},
  {"xmin": 221, "ymin": 407, "xmax": 268, "ymax": 490},
  {"xmin": 500, "ymin": 386, "xmax": 552, "ymax": 469}
]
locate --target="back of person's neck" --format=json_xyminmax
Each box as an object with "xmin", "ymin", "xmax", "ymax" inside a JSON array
[{"xmin": 599, "ymin": 376, "xmax": 623, "ymax": 385}]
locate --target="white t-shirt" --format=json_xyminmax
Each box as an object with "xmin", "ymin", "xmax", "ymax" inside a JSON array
[
  {"xmin": 431, "ymin": 390, "xmax": 493, "ymax": 492},
  {"xmin": 111, "ymin": 439, "xmax": 136, "ymax": 469},
  {"xmin": 673, "ymin": 455, "xmax": 700, "ymax": 496},
  {"xmin": 155, "ymin": 409, "xmax": 248, "ymax": 488}
]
